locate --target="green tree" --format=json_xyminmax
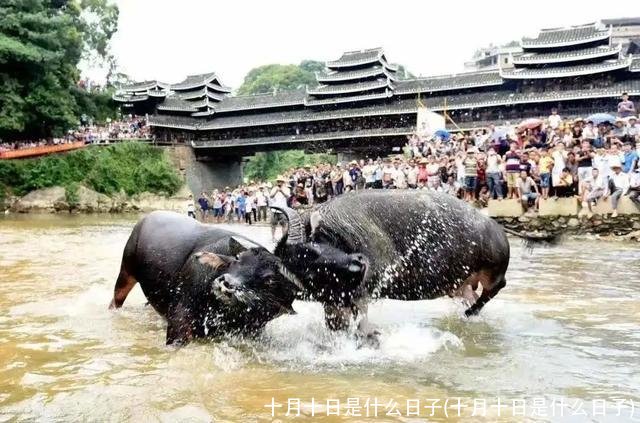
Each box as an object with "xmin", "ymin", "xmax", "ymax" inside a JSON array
[
  {"xmin": 237, "ymin": 59, "xmax": 335, "ymax": 181},
  {"xmin": 0, "ymin": 0, "xmax": 119, "ymax": 140},
  {"xmin": 237, "ymin": 60, "xmax": 323, "ymax": 96}
]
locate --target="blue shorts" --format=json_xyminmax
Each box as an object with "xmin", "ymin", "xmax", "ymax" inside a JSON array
[
  {"xmin": 212, "ymin": 207, "xmax": 222, "ymax": 217},
  {"xmin": 540, "ymin": 173, "xmax": 551, "ymax": 188},
  {"xmin": 522, "ymin": 192, "xmax": 538, "ymax": 202},
  {"xmin": 464, "ymin": 176, "xmax": 477, "ymax": 191}
]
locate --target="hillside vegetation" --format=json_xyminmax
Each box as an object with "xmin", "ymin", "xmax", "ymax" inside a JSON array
[{"xmin": 0, "ymin": 143, "xmax": 182, "ymax": 202}]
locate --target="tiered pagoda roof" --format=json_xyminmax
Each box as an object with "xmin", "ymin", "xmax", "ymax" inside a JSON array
[
  {"xmin": 521, "ymin": 23, "xmax": 611, "ymax": 48},
  {"xmin": 512, "ymin": 44, "xmax": 622, "ymax": 65},
  {"xmin": 502, "ymin": 22, "xmax": 633, "ymax": 80},
  {"xmin": 112, "ymin": 80, "xmax": 169, "ymax": 103},
  {"xmin": 305, "ymin": 48, "xmax": 397, "ymax": 106},
  {"xmin": 116, "ymin": 19, "xmax": 640, "ymax": 146}
]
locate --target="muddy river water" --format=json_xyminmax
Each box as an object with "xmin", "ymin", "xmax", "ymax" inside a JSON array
[{"xmin": 0, "ymin": 214, "xmax": 639, "ymax": 422}]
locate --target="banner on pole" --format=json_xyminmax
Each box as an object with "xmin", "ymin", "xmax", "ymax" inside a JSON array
[{"xmin": 416, "ymin": 107, "xmax": 445, "ymax": 138}]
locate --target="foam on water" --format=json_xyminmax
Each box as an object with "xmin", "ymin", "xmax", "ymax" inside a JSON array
[{"xmin": 253, "ymin": 301, "xmax": 463, "ymax": 369}]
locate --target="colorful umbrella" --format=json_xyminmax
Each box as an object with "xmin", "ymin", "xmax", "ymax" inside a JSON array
[
  {"xmin": 434, "ymin": 129, "xmax": 450, "ymax": 140},
  {"xmin": 518, "ymin": 118, "xmax": 543, "ymax": 130}
]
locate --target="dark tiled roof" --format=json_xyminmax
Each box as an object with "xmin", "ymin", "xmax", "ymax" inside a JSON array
[
  {"xmin": 191, "ymin": 127, "xmax": 414, "ymax": 148},
  {"xmin": 394, "ymin": 72, "xmax": 503, "ymax": 94},
  {"xmin": 148, "ymin": 115, "xmax": 200, "ymax": 129},
  {"xmin": 215, "ymin": 90, "xmax": 306, "ymax": 112},
  {"xmin": 304, "ymin": 91, "xmax": 392, "ymax": 106},
  {"xmin": 117, "ymin": 80, "xmax": 163, "ymax": 92},
  {"xmin": 316, "ymin": 66, "xmax": 388, "ymax": 83},
  {"xmin": 307, "ymin": 79, "xmax": 391, "ymax": 96},
  {"xmin": 512, "ymin": 45, "xmax": 621, "ymax": 64},
  {"xmin": 501, "ymin": 58, "xmax": 631, "ymax": 79},
  {"xmin": 326, "ymin": 48, "xmax": 383, "ymax": 68},
  {"xmin": 176, "ymin": 88, "xmax": 207, "ymax": 100},
  {"xmin": 172, "ymin": 72, "xmax": 231, "ymax": 91},
  {"xmin": 195, "ymin": 100, "xmax": 418, "ymax": 130},
  {"xmin": 420, "ymin": 79, "xmax": 640, "ymax": 111},
  {"xmin": 156, "ymin": 97, "xmax": 198, "ymax": 112},
  {"xmin": 522, "ymin": 24, "xmax": 610, "ymax": 47},
  {"xmin": 112, "ymin": 94, "xmax": 149, "ymax": 102}
]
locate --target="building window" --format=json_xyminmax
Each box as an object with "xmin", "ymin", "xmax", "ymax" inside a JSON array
[{"xmin": 504, "ymin": 57, "xmax": 509, "ymax": 64}]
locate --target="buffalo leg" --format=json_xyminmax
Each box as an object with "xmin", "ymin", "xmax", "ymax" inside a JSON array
[
  {"xmin": 464, "ymin": 271, "xmax": 506, "ymax": 317},
  {"xmin": 166, "ymin": 302, "xmax": 194, "ymax": 346},
  {"xmin": 323, "ymin": 304, "xmax": 353, "ymax": 331},
  {"xmin": 109, "ymin": 267, "xmax": 137, "ymax": 309}
]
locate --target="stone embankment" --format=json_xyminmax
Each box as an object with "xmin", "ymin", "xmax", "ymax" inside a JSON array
[{"xmin": 486, "ymin": 197, "xmax": 640, "ymax": 241}]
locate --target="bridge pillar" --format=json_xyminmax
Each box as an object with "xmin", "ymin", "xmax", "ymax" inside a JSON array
[
  {"xmin": 187, "ymin": 156, "xmax": 243, "ymax": 194},
  {"xmin": 166, "ymin": 146, "xmax": 243, "ymax": 194}
]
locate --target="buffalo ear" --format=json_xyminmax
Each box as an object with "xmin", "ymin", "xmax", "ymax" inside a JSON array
[{"xmin": 195, "ymin": 251, "xmax": 234, "ymax": 270}]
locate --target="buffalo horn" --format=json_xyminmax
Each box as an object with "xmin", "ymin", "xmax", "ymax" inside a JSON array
[{"xmin": 270, "ymin": 206, "xmax": 305, "ymax": 244}]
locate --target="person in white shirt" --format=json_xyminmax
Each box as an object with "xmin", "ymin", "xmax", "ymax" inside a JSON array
[
  {"xmin": 255, "ymin": 187, "xmax": 268, "ymax": 221},
  {"xmin": 580, "ymin": 168, "xmax": 608, "ymax": 217},
  {"xmin": 362, "ymin": 159, "xmax": 376, "ymax": 189},
  {"xmin": 186, "ymin": 195, "xmax": 196, "ymax": 219},
  {"xmin": 393, "ymin": 162, "xmax": 407, "ymax": 189},
  {"xmin": 606, "ymin": 164, "xmax": 630, "ymax": 217},
  {"xmin": 382, "ymin": 162, "xmax": 395, "ymax": 188},
  {"xmin": 548, "ymin": 108, "xmax": 562, "ymax": 130},
  {"xmin": 270, "ymin": 177, "xmax": 291, "ymax": 242}
]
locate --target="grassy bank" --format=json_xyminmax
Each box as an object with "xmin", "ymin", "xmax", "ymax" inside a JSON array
[{"xmin": 0, "ymin": 143, "xmax": 182, "ymax": 202}]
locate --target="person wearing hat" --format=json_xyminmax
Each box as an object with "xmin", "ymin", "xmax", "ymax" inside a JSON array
[
  {"xmin": 269, "ymin": 176, "xmax": 290, "ymax": 242},
  {"xmin": 605, "ymin": 162, "xmax": 630, "ymax": 218}
]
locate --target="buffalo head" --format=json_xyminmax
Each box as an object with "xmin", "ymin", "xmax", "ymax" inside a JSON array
[
  {"xmin": 193, "ymin": 238, "xmax": 299, "ymax": 334},
  {"xmin": 271, "ymin": 206, "xmax": 369, "ymax": 307}
]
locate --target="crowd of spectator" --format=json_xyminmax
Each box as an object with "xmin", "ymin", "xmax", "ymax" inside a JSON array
[
  {"xmin": 0, "ymin": 116, "xmax": 151, "ymax": 155},
  {"xmin": 191, "ymin": 93, "xmax": 640, "ymax": 226}
]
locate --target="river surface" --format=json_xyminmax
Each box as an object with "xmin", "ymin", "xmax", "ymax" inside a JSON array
[{"xmin": 0, "ymin": 214, "xmax": 639, "ymax": 422}]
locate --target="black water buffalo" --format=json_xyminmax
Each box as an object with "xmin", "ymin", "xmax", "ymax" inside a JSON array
[
  {"xmin": 109, "ymin": 211, "xmax": 298, "ymax": 345},
  {"xmin": 273, "ymin": 190, "xmax": 553, "ymax": 335}
]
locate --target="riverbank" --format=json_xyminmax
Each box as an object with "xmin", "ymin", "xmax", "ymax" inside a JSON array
[
  {"xmin": 3, "ymin": 184, "xmax": 191, "ymax": 214},
  {"xmin": 0, "ymin": 143, "xmax": 183, "ymax": 208}
]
